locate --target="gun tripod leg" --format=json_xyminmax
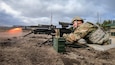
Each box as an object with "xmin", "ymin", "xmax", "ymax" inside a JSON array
[{"xmin": 39, "ymin": 35, "xmax": 52, "ymax": 47}]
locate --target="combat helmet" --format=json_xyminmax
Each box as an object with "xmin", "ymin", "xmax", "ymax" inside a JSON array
[{"xmin": 71, "ymin": 16, "xmax": 83, "ymax": 23}]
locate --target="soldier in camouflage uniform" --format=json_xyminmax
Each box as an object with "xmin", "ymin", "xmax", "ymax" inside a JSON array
[{"xmin": 63, "ymin": 16, "xmax": 110, "ymax": 45}]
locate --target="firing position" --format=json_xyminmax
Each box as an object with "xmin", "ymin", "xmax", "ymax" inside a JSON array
[{"xmin": 63, "ymin": 16, "xmax": 110, "ymax": 45}]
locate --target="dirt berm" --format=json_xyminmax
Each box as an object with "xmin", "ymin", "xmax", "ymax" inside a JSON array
[{"xmin": 0, "ymin": 33, "xmax": 115, "ymax": 65}]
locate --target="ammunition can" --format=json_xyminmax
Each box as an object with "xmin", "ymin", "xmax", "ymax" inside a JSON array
[{"xmin": 53, "ymin": 37, "xmax": 65, "ymax": 53}]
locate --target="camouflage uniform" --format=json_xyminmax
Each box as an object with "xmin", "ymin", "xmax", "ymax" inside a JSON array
[
  {"xmin": 63, "ymin": 22, "xmax": 110, "ymax": 45},
  {"xmin": 63, "ymin": 17, "xmax": 109, "ymax": 44}
]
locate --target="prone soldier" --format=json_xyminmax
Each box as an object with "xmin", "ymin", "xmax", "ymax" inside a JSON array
[{"xmin": 63, "ymin": 16, "xmax": 110, "ymax": 45}]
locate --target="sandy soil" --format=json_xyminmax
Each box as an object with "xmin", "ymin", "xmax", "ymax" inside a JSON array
[{"xmin": 0, "ymin": 29, "xmax": 115, "ymax": 65}]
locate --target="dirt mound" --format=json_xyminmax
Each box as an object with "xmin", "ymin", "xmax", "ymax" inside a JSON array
[
  {"xmin": 95, "ymin": 51, "xmax": 114, "ymax": 60},
  {"xmin": 0, "ymin": 31, "xmax": 115, "ymax": 65},
  {"xmin": 60, "ymin": 47, "xmax": 115, "ymax": 65},
  {"xmin": 0, "ymin": 34, "xmax": 63, "ymax": 65}
]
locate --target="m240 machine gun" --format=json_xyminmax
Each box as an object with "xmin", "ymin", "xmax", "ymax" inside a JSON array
[
  {"xmin": 23, "ymin": 25, "xmax": 56, "ymax": 37},
  {"xmin": 23, "ymin": 22, "xmax": 72, "ymax": 37}
]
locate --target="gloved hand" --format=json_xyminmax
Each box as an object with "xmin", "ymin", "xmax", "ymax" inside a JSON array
[
  {"xmin": 63, "ymin": 33, "xmax": 74, "ymax": 43},
  {"xmin": 63, "ymin": 33, "xmax": 68, "ymax": 38}
]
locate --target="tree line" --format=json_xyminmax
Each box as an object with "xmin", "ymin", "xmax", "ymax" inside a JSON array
[{"xmin": 96, "ymin": 20, "xmax": 115, "ymax": 30}]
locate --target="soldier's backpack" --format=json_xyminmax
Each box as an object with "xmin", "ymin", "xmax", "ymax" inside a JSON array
[{"xmin": 87, "ymin": 25, "xmax": 110, "ymax": 45}]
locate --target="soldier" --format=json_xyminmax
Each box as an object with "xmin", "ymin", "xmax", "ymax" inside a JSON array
[{"xmin": 63, "ymin": 16, "xmax": 110, "ymax": 45}]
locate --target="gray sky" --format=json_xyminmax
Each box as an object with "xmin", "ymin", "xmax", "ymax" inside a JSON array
[{"xmin": 0, "ymin": 0, "xmax": 115, "ymax": 26}]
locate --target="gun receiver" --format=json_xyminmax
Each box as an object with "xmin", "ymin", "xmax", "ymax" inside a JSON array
[{"xmin": 55, "ymin": 22, "xmax": 72, "ymax": 37}]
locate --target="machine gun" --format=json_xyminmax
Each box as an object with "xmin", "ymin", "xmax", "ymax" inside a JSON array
[
  {"xmin": 23, "ymin": 22, "xmax": 72, "ymax": 37},
  {"xmin": 23, "ymin": 25, "xmax": 56, "ymax": 37}
]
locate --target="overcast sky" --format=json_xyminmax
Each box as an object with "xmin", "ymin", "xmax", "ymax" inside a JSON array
[{"xmin": 0, "ymin": 0, "xmax": 115, "ymax": 26}]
